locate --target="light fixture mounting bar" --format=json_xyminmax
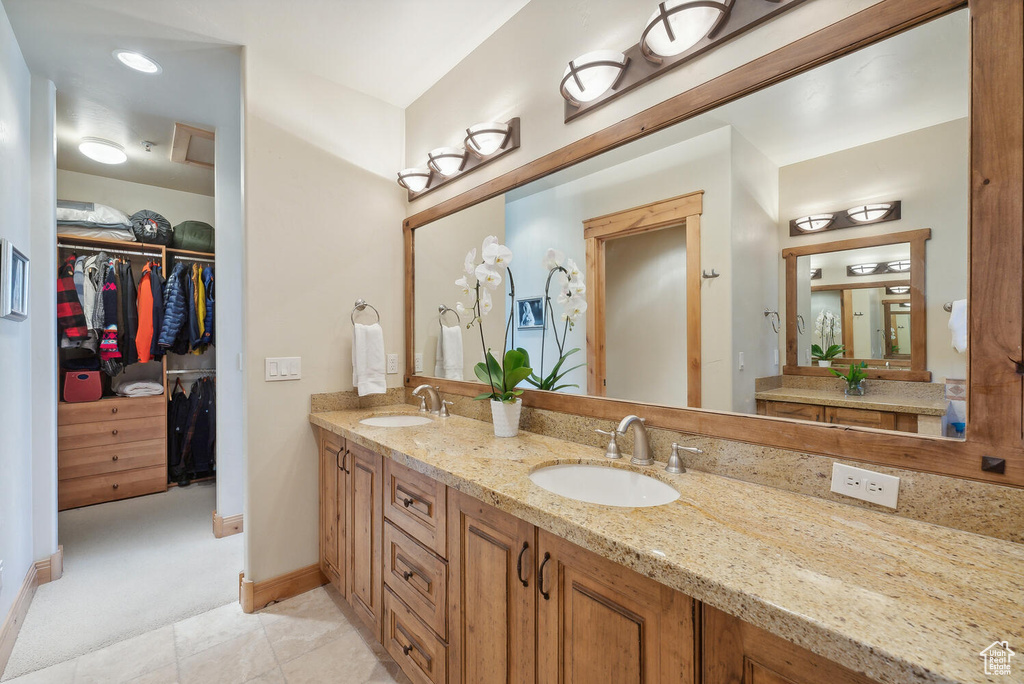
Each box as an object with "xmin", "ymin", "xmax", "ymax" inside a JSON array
[
  {"xmin": 406, "ymin": 117, "xmax": 521, "ymax": 202},
  {"xmin": 789, "ymin": 200, "xmax": 901, "ymax": 236},
  {"xmin": 564, "ymin": 0, "xmax": 808, "ymax": 123}
]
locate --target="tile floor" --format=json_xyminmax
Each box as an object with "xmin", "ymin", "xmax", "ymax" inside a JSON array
[{"xmin": 6, "ymin": 587, "xmax": 411, "ymax": 684}]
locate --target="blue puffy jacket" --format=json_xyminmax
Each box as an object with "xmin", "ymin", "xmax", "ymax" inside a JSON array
[
  {"xmin": 158, "ymin": 263, "xmax": 188, "ymax": 349},
  {"xmin": 200, "ymin": 267, "xmax": 214, "ymax": 345}
]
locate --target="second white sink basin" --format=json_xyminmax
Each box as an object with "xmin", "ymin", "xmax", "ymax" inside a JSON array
[
  {"xmin": 359, "ymin": 415, "xmax": 434, "ymax": 427},
  {"xmin": 529, "ymin": 464, "xmax": 680, "ymax": 508}
]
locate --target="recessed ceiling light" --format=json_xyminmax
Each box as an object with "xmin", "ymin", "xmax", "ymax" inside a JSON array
[
  {"xmin": 113, "ymin": 49, "xmax": 162, "ymax": 74},
  {"xmin": 79, "ymin": 138, "xmax": 127, "ymax": 165}
]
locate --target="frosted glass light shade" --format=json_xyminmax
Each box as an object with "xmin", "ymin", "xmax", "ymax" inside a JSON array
[
  {"xmin": 465, "ymin": 122, "xmax": 511, "ymax": 157},
  {"xmin": 849, "ymin": 263, "xmax": 879, "ymax": 275},
  {"xmin": 113, "ymin": 49, "xmax": 162, "ymax": 74},
  {"xmin": 889, "ymin": 286, "xmax": 910, "ymax": 294},
  {"xmin": 887, "ymin": 259, "xmax": 911, "ymax": 272},
  {"xmin": 427, "ymin": 147, "xmax": 467, "ymax": 177},
  {"xmin": 79, "ymin": 138, "xmax": 127, "ymax": 165},
  {"xmin": 397, "ymin": 167, "xmax": 430, "ymax": 193},
  {"xmin": 793, "ymin": 214, "xmax": 835, "ymax": 233},
  {"xmin": 560, "ymin": 50, "xmax": 628, "ymax": 106},
  {"xmin": 641, "ymin": 1, "xmax": 728, "ymax": 61},
  {"xmin": 847, "ymin": 203, "xmax": 893, "ymax": 222}
]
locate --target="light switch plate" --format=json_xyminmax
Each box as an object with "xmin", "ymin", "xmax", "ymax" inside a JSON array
[
  {"xmin": 830, "ymin": 463, "xmax": 899, "ymax": 508},
  {"xmin": 386, "ymin": 354, "xmax": 399, "ymax": 374},
  {"xmin": 265, "ymin": 357, "xmax": 301, "ymax": 381}
]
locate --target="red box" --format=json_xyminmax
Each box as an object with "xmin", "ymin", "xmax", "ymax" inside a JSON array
[{"xmin": 63, "ymin": 371, "xmax": 102, "ymax": 403}]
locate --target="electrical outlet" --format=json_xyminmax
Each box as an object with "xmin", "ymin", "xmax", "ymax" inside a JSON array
[
  {"xmin": 414, "ymin": 353, "xmax": 424, "ymax": 373},
  {"xmin": 386, "ymin": 354, "xmax": 399, "ymax": 374},
  {"xmin": 830, "ymin": 463, "xmax": 899, "ymax": 508}
]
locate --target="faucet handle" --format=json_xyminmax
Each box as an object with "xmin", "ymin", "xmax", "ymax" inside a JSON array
[
  {"xmin": 673, "ymin": 443, "xmax": 704, "ymax": 455},
  {"xmin": 417, "ymin": 395, "xmax": 428, "ymax": 413},
  {"xmin": 440, "ymin": 400, "xmax": 453, "ymax": 418},
  {"xmin": 666, "ymin": 443, "xmax": 702, "ymax": 475},
  {"xmin": 595, "ymin": 429, "xmax": 621, "ymax": 459}
]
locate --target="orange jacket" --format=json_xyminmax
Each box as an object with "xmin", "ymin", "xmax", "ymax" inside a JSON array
[{"xmin": 136, "ymin": 262, "xmax": 155, "ymax": 363}]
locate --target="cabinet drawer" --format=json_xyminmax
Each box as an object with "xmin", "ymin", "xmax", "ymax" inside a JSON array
[
  {"xmin": 384, "ymin": 522, "xmax": 447, "ymax": 639},
  {"xmin": 59, "ymin": 396, "xmax": 164, "ymax": 425},
  {"xmin": 59, "ymin": 438, "xmax": 165, "ymax": 480},
  {"xmin": 762, "ymin": 401, "xmax": 824, "ymax": 423},
  {"xmin": 825, "ymin": 406, "xmax": 896, "ymax": 430},
  {"xmin": 58, "ymin": 416, "xmax": 165, "ymax": 450},
  {"xmin": 59, "ymin": 465, "xmax": 166, "ymax": 510},
  {"xmin": 384, "ymin": 588, "xmax": 448, "ymax": 684},
  {"xmin": 384, "ymin": 459, "xmax": 447, "ymax": 558}
]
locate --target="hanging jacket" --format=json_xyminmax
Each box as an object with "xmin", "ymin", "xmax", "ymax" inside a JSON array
[
  {"xmin": 149, "ymin": 263, "xmax": 165, "ymax": 359},
  {"xmin": 187, "ymin": 264, "xmax": 203, "ymax": 350},
  {"xmin": 167, "ymin": 380, "xmax": 191, "ymax": 484},
  {"xmin": 136, "ymin": 263, "xmax": 154, "ymax": 363},
  {"xmin": 183, "ymin": 377, "xmax": 216, "ymax": 477},
  {"xmin": 120, "ymin": 260, "xmax": 139, "ymax": 366},
  {"xmin": 100, "ymin": 261, "xmax": 123, "ymax": 376},
  {"xmin": 57, "ymin": 256, "xmax": 89, "ymax": 341},
  {"xmin": 158, "ymin": 263, "xmax": 188, "ymax": 350},
  {"xmin": 200, "ymin": 267, "xmax": 214, "ymax": 346}
]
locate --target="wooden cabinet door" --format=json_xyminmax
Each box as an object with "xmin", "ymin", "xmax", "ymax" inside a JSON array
[
  {"xmin": 318, "ymin": 430, "xmax": 345, "ymax": 594},
  {"xmin": 448, "ymin": 489, "xmax": 536, "ymax": 684},
  {"xmin": 702, "ymin": 605, "xmax": 881, "ymax": 684},
  {"xmin": 762, "ymin": 401, "xmax": 824, "ymax": 423},
  {"xmin": 346, "ymin": 441, "xmax": 384, "ymax": 641},
  {"xmin": 536, "ymin": 530, "xmax": 696, "ymax": 684},
  {"xmin": 824, "ymin": 406, "xmax": 896, "ymax": 430}
]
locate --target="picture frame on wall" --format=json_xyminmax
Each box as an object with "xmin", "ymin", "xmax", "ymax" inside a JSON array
[
  {"xmin": 1, "ymin": 238, "xmax": 30, "ymax": 321},
  {"xmin": 516, "ymin": 296, "xmax": 544, "ymax": 330}
]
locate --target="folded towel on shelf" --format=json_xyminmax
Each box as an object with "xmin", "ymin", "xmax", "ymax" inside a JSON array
[
  {"xmin": 948, "ymin": 299, "xmax": 968, "ymax": 353},
  {"xmin": 113, "ymin": 380, "xmax": 165, "ymax": 397},
  {"xmin": 353, "ymin": 322, "xmax": 387, "ymax": 396},
  {"xmin": 434, "ymin": 324, "xmax": 464, "ymax": 381}
]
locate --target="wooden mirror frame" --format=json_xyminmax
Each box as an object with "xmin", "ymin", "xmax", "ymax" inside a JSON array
[
  {"xmin": 404, "ymin": 0, "xmax": 1023, "ymax": 487},
  {"xmin": 783, "ymin": 229, "xmax": 930, "ymax": 381}
]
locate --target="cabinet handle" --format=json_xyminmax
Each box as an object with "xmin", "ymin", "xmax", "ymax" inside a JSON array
[
  {"xmin": 112, "ymin": 483, "xmax": 119, "ymax": 490},
  {"xmin": 538, "ymin": 552, "xmax": 551, "ymax": 601},
  {"xmin": 396, "ymin": 624, "xmax": 429, "ymax": 664},
  {"xmin": 337, "ymin": 449, "xmax": 349, "ymax": 474},
  {"xmin": 398, "ymin": 555, "xmax": 429, "ymax": 587},
  {"xmin": 111, "ymin": 429, "xmax": 118, "ymax": 436},
  {"xmin": 396, "ymin": 485, "xmax": 427, "ymax": 510},
  {"xmin": 516, "ymin": 542, "xmax": 530, "ymax": 588},
  {"xmin": 112, "ymin": 455, "xmax": 119, "ymax": 462},
  {"xmin": 111, "ymin": 407, "xmax": 118, "ymax": 414}
]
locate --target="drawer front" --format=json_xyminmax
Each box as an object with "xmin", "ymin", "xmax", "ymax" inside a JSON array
[
  {"xmin": 59, "ymin": 438, "xmax": 165, "ymax": 480},
  {"xmin": 58, "ymin": 416, "xmax": 165, "ymax": 450},
  {"xmin": 384, "ymin": 459, "xmax": 447, "ymax": 558},
  {"xmin": 384, "ymin": 522, "xmax": 447, "ymax": 639},
  {"xmin": 59, "ymin": 465, "xmax": 167, "ymax": 510},
  {"xmin": 763, "ymin": 401, "xmax": 824, "ymax": 423},
  {"xmin": 59, "ymin": 396, "xmax": 165, "ymax": 425},
  {"xmin": 384, "ymin": 588, "xmax": 448, "ymax": 684},
  {"xmin": 825, "ymin": 406, "xmax": 896, "ymax": 430}
]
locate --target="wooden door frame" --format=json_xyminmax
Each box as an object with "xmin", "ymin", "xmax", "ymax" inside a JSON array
[
  {"xmin": 582, "ymin": 191, "xmax": 703, "ymax": 407},
  {"xmin": 403, "ymin": 0, "xmax": 1024, "ymax": 487}
]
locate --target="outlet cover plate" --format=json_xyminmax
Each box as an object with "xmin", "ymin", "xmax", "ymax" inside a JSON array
[
  {"xmin": 386, "ymin": 354, "xmax": 399, "ymax": 374},
  {"xmin": 830, "ymin": 463, "xmax": 899, "ymax": 509}
]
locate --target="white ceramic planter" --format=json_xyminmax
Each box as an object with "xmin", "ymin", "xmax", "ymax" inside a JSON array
[
  {"xmin": 490, "ymin": 399, "xmax": 523, "ymax": 438},
  {"xmin": 818, "ymin": 360, "xmax": 832, "ymax": 368}
]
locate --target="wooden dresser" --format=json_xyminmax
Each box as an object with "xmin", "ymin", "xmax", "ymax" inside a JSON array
[{"xmin": 58, "ymin": 396, "xmax": 167, "ymax": 510}]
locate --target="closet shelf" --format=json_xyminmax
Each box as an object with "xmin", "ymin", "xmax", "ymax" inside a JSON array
[{"xmin": 166, "ymin": 247, "xmax": 215, "ymax": 259}]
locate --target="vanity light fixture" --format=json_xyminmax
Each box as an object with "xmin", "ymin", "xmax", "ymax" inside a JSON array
[
  {"xmin": 886, "ymin": 259, "xmax": 911, "ymax": 272},
  {"xmin": 427, "ymin": 147, "xmax": 468, "ymax": 177},
  {"xmin": 809, "ymin": 268, "xmax": 822, "ymax": 280},
  {"xmin": 560, "ymin": 50, "xmax": 629, "ymax": 107},
  {"xmin": 640, "ymin": 1, "xmax": 731, "ymax": 63},
  {"xmin": 113, "ymin": 49, "xmax": 162, "ymax": 74},
  {"xmin": 793, "ymin": 214, "xmax": 835, "ymax": 233},
  {"xmin": 78, "ymin": 138, "xmax": 128, "ymax": 165},
  {"xmin": 847, "ymin": 203, "xmax": 895, "ymax": 223},
  {"xmin": 465, "ymin": 122, "xmax": 512, "ymax": 157},
  {"xmin": 848, "ymin": 263, "xmax": 880, "ymax": 276},
  {"xmin": 887, "ymin": 286, "xmax": 910, "ymax": 295},
  {"xmin": 397, "ymin": 168, "xmax": 431, "ymax": 193}
]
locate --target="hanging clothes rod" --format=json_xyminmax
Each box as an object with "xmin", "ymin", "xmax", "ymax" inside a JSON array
[
  {"xmin": 172, "ymin": 255, "xmax": 216, "ymax": 264},
  {"xmin": 167, "ymin": 369, "xmax": 217, "ymax": 375},
  {"xmin": 57, "ymin": 242, "xmax": 163, "ymax": 259}
]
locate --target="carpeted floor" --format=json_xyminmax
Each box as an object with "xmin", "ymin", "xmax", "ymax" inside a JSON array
[{"xmin": 1, "ymin": 482, "xmax": 243, "ymax": 681}]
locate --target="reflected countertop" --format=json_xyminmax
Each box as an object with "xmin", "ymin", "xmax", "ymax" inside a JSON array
[
  {"xmin": 310, "ymin": 405, "xmax": 1022, "ymax": 684},
  {"xmin": 754, "ymin": 386, "xmax": 949, "ymax": 415}
]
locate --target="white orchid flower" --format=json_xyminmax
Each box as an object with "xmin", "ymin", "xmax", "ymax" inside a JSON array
[
  {"xmin": 565, "ymin": 258, "xmax": 582, "ymax": 280},
  {"xmin": 455, "ymin": 275, "xmax": 472, "ymax": 296},
  {"xmin": 463, "ymin": 248, "xmax": 477, "ymax": 276},
  {"xmin": 481, "ymin": 235, "xmax": 498, "ymax": 253},
  {"xmin": 556, "ymin": 288, "xmax": 573, "ymax": 306},
  {"xmin": 555, "ymin": 270, "xmax": 571, "ymax": 290},
  {"xmin": 568, "ymin": 299, "xmax": 588, "ymax": 319},
  {"xmin": 479, "ymin": 288, "xmax": 493, "ymax": 315},
  {"xmin": 455, "ymin": 301, "xmax": 469, "ymax": 317},
  {"xmin": 475, "ymin": 263, "xmax": 502, "ymax": 289},
  {"xmin": 542, "ymin": 248, "xmax": 565, "ymax": 271},
  {"xmin": 570, "ymin": 279, "xmax": 586, "ymax": 296},
  {"xmin": 482, "ymin": 241, "xmax": 513, "ymax": 268}
]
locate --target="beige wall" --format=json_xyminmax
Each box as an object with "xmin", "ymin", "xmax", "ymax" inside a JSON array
[{"xmin": 56, "ymin": 169, "xmax": 215, "ymax": 226}]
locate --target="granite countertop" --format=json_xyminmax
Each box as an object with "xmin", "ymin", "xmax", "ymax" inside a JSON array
[
  {"xmin": 755, "ymin": 386, "xmax": 949, "ymax": 416},
  {"xmin": 310, "ymin": 406, "xmax": 1023, "ymax": 684}
]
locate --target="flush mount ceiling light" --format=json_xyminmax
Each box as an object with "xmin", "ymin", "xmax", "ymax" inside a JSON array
[
  {"xmin": 793, "ymin": 214, "xmax": 835, "ymax": 233},
  {"xmin": 886, "ymin": 259, "xmax": 911, "ymax": 272},
  {"xmin": 848, "ymin": 263, "xmax": 879, "ymax": 276},
  {"xmin": 560, "ymin": 50, "xmax": 629, "ymax": 107},
  {"xmin": 464, "ymin": 122, "xmax": 512, "ymax": 158},
  {"xmin": 113, "ymin": 49, "xmax": 162, "ymax": 74},
  {"xmin": 640, "ymin": 0, "xmax": 731, "ymax": 64},
  {"xmin": 427, "ymin": 147, "xmax": 468, "ymax": 177},
  {"xmin": 888, "ymin": 286, "xmax": 911, "ymax": 295},
  {"xmin": 79, "ymin": 138, "xmax": 127, "ymax": 165},
  {"xmin": 397, "ymin": 168, "xmax": 431, "ymax": 193},
  {"xmin": 847, "ymin": 203, "xmax": 895, "ymax": 223}
]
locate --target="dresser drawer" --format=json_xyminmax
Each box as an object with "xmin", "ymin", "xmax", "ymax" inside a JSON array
[
  {"xmin": 59, "ymin": 465, "xmax": 167, "ymax": 510},
  {"xmin": 384, "ymin": 588, "xmax": 448, "ymax": 684},
  {"xmin": 384, "ymin": 459, "xmax": 447, "ymax": 558},
  {"xmin": 762, "ymin": 400, "xmax": 824, "ymax": 423},
  {"xmin": 59, "ymin": 439, "xmax": 165, "ymax": 480},
  {"xmin": 384, "ymin": 522, "xmax": 447, "ymax": 639},
  {"xmin": 58, "ymin": 416, "xmax": 165, "ymax": 450},
  {"xmin": 825, "ymin": 406, "xmax": 897, "ymax": 430},
  {"xmin": 58, "ymin": 396, "xmax": 164, "ymax": 425}
]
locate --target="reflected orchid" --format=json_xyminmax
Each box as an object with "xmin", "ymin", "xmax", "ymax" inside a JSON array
[{"xmin": 475, "ymin": 263, "xmax": 502, "ymax": 289}]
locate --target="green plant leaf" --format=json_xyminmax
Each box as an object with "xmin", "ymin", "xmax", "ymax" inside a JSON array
[{"xmin": 472, "ymin": 391, "xmax": 495, "ymax": 401}]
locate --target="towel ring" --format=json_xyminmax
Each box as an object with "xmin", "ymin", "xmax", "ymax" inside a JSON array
[
  {"xmin": 764, "ymin": 308, "xmax": 781, "ymax": 334},
  {"xmin": 438, "ymin": 304, "xmax": 461, "ymax": 327},
  {"xmin": 351, "ymin": 299, "xmax": 381, "ymax": 325}
]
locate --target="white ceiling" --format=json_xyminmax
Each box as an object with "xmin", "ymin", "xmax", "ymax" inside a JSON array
[{"xmin": 6, "ymin": 0, "xmax": 530, "ymax": 195}]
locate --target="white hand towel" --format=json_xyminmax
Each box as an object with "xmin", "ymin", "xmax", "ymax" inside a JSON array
[
  {"xmin": 442, "ymin": 324, "xmax": 464, "ymax": 381},
  {"xmin": 948, "ymin": 299, "xmax": 968, "ymax": 353},
  {"xmin": 434, "ymin": 334, "xmax": 445, "ymax": 378},
  {"xmin": 352, "ymin": 323, "xmax": 387, "ymax": 396}
]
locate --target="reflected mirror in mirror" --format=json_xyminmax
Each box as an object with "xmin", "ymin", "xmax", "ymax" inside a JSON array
[{"xmin": 412, "ymin": 9, "xmax": 968, "ymax": 439}]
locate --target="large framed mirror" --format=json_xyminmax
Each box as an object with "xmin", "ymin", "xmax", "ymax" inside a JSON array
[{"xmin": 403, "ymin": 0, "xmax": 1023, "ymax": 487}]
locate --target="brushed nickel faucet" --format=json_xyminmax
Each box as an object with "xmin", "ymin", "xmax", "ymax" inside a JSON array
[
  {"xmin": 412, "ymin": 384, "xmax": 442, "ymax": 414},
  {"xmin": 666, "ymin": 442, "xmax": 704, "ymax": 474},
  {"xmin": 616, "ymin": 415, "xmax": 653, "ymax": 466}
]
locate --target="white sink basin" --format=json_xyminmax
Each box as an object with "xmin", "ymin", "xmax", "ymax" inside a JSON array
[
  {"xmin": 529, "ymin": 464, "xmax": 680, "ymax": 508},
  {"xmin": 358, "ymin": 415, "xmax": 434, "ymax": 427}
]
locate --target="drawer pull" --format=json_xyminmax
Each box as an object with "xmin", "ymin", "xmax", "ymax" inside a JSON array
[
  {"xmin": 112, "ymin": 483, "xmax": 119, "ymax": 490},
  {"xmin": 516, "ymin": 541, "xmax": 530, "ymax": 588},
  {"xmin": 396, "ymin": 624, "xmax": 430, "ymax": 664},
  {"xmin": 111, "ymin": 407, "xmax": 118, "ymax": 414},
  {"xmin": 111, "ymin": 429, "xmax": 119, "ymax": 436},
  {"xmin": 398, "ymin": 555, "xmax": 429, "ymax": 587},
  {"xmin": 112, "ymin": 455, "xmax": 119, "ymax": 462},
  {"xmin": 396, "ymin": 485, "xmax": 427, "ymax": 510},
  {"xmin": 538, "ymin": 552, "xmax": 552, "ymax": 601}
]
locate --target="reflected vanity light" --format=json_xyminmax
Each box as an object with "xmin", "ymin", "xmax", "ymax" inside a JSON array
[
  {"xmin": 427, "ymin": 147, "xmax": 467, "ymax": 177},
  {"xmin": 793, "ymin": 214, "xmax": 835, "ymax": 233},
  {"xmin": 640, "ymin": 0, "xmax": 730, "ymax": 63},
  {"xmin": 848, "ymin": 263, "xmax": 879, "ymax": 275},
  {"xmin": 465, "ymin": 121, "xmax": 512, "ymax": 157},
  {"xmin": 887, "ymin": 286, "xmax": 910, "ymax": 295},
  {"xmin": 847, "ymin": 203, "xmax": 895, "ymax": 222},
  {"xmin": 560, "ymin": 50, "xmax": 629, "ymax": 106},
  {"xmin": 789, "ymin": 200, "xmax": 901, "ymax": 236},
  {"xmin": 886, "ymin": 259, "xmax": 911, "ymax": 272},
  {"xmin": 397, "ymin": 168, "xmax": 431, "ymax": 193}
]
